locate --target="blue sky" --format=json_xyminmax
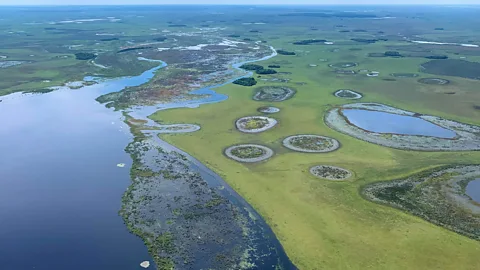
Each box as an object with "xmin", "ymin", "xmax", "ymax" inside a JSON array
[{"xmin": 1, "ymin": 0, "xmax": 480, "ymax": 5}]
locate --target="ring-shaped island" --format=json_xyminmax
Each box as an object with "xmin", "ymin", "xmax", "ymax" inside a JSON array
[
  {"xmin": 253, "ymin": 86, "xmax": 296, "ymax": 102},
  {"xmin": 325, "ymin": 103, "xmax": 480, "ymax": 151},
  {"xmin": 310, "ymin": 165, "xmax": 352, "ymax": 181},
  {"xmin": 333, "ymin": 89, "xmax": 363, "ymax": 100},
  {"xmin": 225, "ymin": 144, "xmax": 274, "ymax": 163},
  {"xmin": 283, "ymin": 135, "xmax": 340, "ymax": 153},
  {"xmin": 236, "ymin": 116, "xmax": 278, "ymax": 133},
  {"xmin": 257, "ymin": 106, "xmax": 280, "ymax": 114}
]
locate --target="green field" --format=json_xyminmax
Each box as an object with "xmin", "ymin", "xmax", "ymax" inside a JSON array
[{"xmin": 151, "ymin": 16, "xmax": 480, "ymax": 268}]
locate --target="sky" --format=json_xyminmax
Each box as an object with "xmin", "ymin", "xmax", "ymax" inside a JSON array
[{"xmin": 1, "ymin": 0, "xmax": 480, "ymax": 5}]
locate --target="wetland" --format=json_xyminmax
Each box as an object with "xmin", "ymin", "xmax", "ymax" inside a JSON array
[{"xmin": 3, "ymin": 4, "xmax": 480, "ymax": 270}]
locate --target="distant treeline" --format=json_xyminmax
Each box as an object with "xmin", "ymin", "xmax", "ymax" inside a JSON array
[
  {"xmin": 239, "ymin": 64, "xmax": 277, "ymax": 75},
  {"xmin": 233, "ymin": 77, "xmax": 257, "ymax": 86},
  {"xmin": 117, "ymin": 46, "xmax": 153, "ymax": 53},
  {"xmin": 74, "ymin": 52, "xmax": 96, "ymax": 60},
  {"xmin": 293, "ymin": 39, "xmax": 327, "ymax": 45},
  {"xmin": 277, "ymin": 50, "xmax": 296, "ymax": 56},
  {"xmin": 351, "ymin": 38, "xmax": 387, "ymax": 44}
]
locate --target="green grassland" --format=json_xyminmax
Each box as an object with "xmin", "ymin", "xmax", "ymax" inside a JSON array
[{"xmin": 151, "ymin": 11, "xmax": 480, "ymax": 269}]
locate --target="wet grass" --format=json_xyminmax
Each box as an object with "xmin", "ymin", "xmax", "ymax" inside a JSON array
[{"xmin": 152, "ymin": 10, "xmax": 480, "ymax": 268}]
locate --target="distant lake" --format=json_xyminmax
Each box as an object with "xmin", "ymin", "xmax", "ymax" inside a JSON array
[{"xmin": 342, "ymin": 109, "xmax": 457, "ymax": 138}]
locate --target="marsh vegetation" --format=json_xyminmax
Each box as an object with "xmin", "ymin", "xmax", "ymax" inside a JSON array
[
  {"xmin": 235, "ymin": 116, "xmax": 277, "ymax": 133},
  {"xmin": 310, "ymin": 165, "xmax": 352, "ymax": 181},
  {"xmin": 334, "ymin": 89, "xmax": 362, "ymax": 99},
  {"xmin": 363, "ymin": 165, "xmax": 480, "ymax": 240},
  {"xmin": 253, "ymin": 86, "xmax": 296, "ymax": 102},
  {"xmin": 283, "ymin": 135, "xmax": 340, "ymax": 153},
  {"xmin": 225, "ymin": 144, "xmax": 274, "ymax": 163}
]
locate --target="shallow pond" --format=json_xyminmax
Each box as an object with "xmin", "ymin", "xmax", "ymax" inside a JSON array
[
  {"xmin": 466, "ymin": 179, "xmax": 480, "ymax": 203},
  {"xmin": 342, "ymin": 109, "xmax": 457, "ymax": 138}
]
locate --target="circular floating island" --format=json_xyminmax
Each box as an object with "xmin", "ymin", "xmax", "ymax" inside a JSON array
[
  {"xmin": 283, "ymin": 135, "xmax": 340, "ymax": 153},
  {"xmin": 257, "ymin": 106, "xmax": 280, "ymax": 114},
  {"xmin": 253, "ymin": 86, "xmax": 296, "ymax": 102},
  {"xmin": 225, "ymin": 144, "xmax": 274, "ymax": 163},
  {"xmin": 335, "ymin": 69, "xmax": 356, "ymax": 75},
  {"xmin": 366, "ymin": 71, "xmax": 380, "ymax": 77},
  {"xmin": 334, "ymin": 89, "xmax": 362, "ymax": 99},
  {"xmin": 390, "ymin": 73, "xmax": 419, "ymax": 78},
  {"xmin": 310, "ymin": 165, "xmax": 352, "ymax": 180},
  {"xmin": 325, "ymin": 102, "xmax": 480, "ymax": 151},
  {"xmin": 418, "ymin": 77, "xmax": 450, "ymax": 85},
  {"xmin": 329, "ymin": 62, "xmax": 358, "ymax": 69},
  {"xmin": 236, "ymin": 116, "xmax": 277, "ymax": 133}
]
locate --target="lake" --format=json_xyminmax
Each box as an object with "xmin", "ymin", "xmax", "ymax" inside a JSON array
[
  {"xmin": 342, "ymin": 109, "xmax": 457, "ymax": 138},
  {"xmin": 466, "ymin": 179, "xmax": 480, "ymax": 204}
]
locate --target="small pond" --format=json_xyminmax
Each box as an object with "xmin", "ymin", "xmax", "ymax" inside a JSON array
[
  {"xmin": 466, "ymin": 179, "xmax": 480, "ymax": 204},
  {"xmin": 342, "ymin": 109, "xmax": 457, "ymax": 138}
]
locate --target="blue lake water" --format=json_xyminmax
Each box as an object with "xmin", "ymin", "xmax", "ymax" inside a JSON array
[
  {"xmin": 0, "ymin": 66, "xmax": 166, "ymax": 270},
  {"xmin": 466, "ymin": 179, "xmax": 480, "ymax": 203},
  {"xmin": 342, "ymin": 109, "xmax": 457, "ymax": 138},
  {"xmin": 0, "ymin": 48, "xmax": 293, "ymax": 269}
]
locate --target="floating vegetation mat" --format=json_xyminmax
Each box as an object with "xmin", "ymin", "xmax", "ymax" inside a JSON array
[
  {"xmin": 253, "ymin": 86, "xmax": 296, "ymax": 102},
  {"xmin": 328, "ymin": 62, "xmax": 357, "ymax": 69},
  {"xmin": 257, "ymin": 106, "xmax": 280, "ymax": 114},
  {"xmin": 418, "ymin": 77, "xmax": 450, "ymax": 85},
  {"xmin": 236, "ymin": 116, "xmax": 277, "ymax": 133},
  {"xmin": 0, "ymin": 60, "xmax": 25, "ymax": 68},
  {"xmin": 122, "ymin": 138, "xmax": 293, "ymax": 269},
  {"xmin": 390, "ymin": 73, "xmax": 419, "ymax": 78},
  {"xmin": 156, "ymin": 124, "xmax": 200, "ymax": 134},
  {"xmin": 310, "ymin": 165, "xmax": 352, "ymax": 180},
  {"xmin": 225, "ymin": 144, "xmax": 274, "ymax": 163},
  {"xmin": 325, "ymin": 103, "xmax": 480, "ymax": 151},
  {"xmin": 363, "ymin": 165, "xmax": 480, "ymax": 240},
  {"xmin": 283, "ymin": 135, "xmax": 340, "ymax": 153},
  {"xmin": 334, "ymin": 69, "xmax": 356, "ymax": 75},
  {"xmin": 334, "ymin": 89, "xmax": 363, "ymax": 99}
]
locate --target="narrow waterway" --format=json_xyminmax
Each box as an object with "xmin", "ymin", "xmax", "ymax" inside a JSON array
[{"xmin": 0, "ymin": 47, "xmax": 293, "ymax": 269}]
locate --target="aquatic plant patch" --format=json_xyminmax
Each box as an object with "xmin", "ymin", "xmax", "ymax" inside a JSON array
[
  {"xmin": 328, "ymin": 62, "xmax": 357, "ymax": 69},
  {"xmin": 236, "ymin": 116, "xmax": 277, "ymax": 133},
  {"xmin": 283, "ymin": 135, "xmax": 340, "ymax": 153},
  {"xmin": 418, "ymin": 78, "xmax": 450, "ymax": 85},
  {"xmin": 310, "ymin": 165, "xmax": 352, "ymax": 180},
  {"xmin": 122, "ymin": 139, "xmax": 289, "ymax": 269},
  {"xmin": 363, "ymin": 165, "xmax": 480, "ymax": 240},
  {"xmin": 257, "ymin": 106, "xmax": 280, "ymax": 114},
  {"xmin": 334, "ymin": 89, "xmax": 362, "ymax": 99},
  {"xmin": 390, "ymin": 73, "xmax": 419, "ymax": 78},
  {"xmin": 253, "ymin": 86, "xmax": 296, "ymax": 102},
  {"xmin": 325, "ymin": 103, "xmax": 480, "ymax": 151},
  {"xmin": 334, "ymin": 69, "xmax": 356, "ymax": 75},
  {"xmin": 225, "ymin": 144, "xmax": 274, "ymax": 163},
  {"xmin": 0, "ymin": 61, "xmax": 25, "ymax": 68}
]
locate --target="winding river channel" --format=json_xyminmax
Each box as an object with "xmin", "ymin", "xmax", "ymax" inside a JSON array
[{"xmin": 0, "ymin": 48, "xmax": 294, "ymax": 269}]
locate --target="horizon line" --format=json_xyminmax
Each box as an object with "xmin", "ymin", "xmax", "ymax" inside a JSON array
[{"xmin": 1, "ymin": 4, "xmax": 479, "ymax": 6}]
